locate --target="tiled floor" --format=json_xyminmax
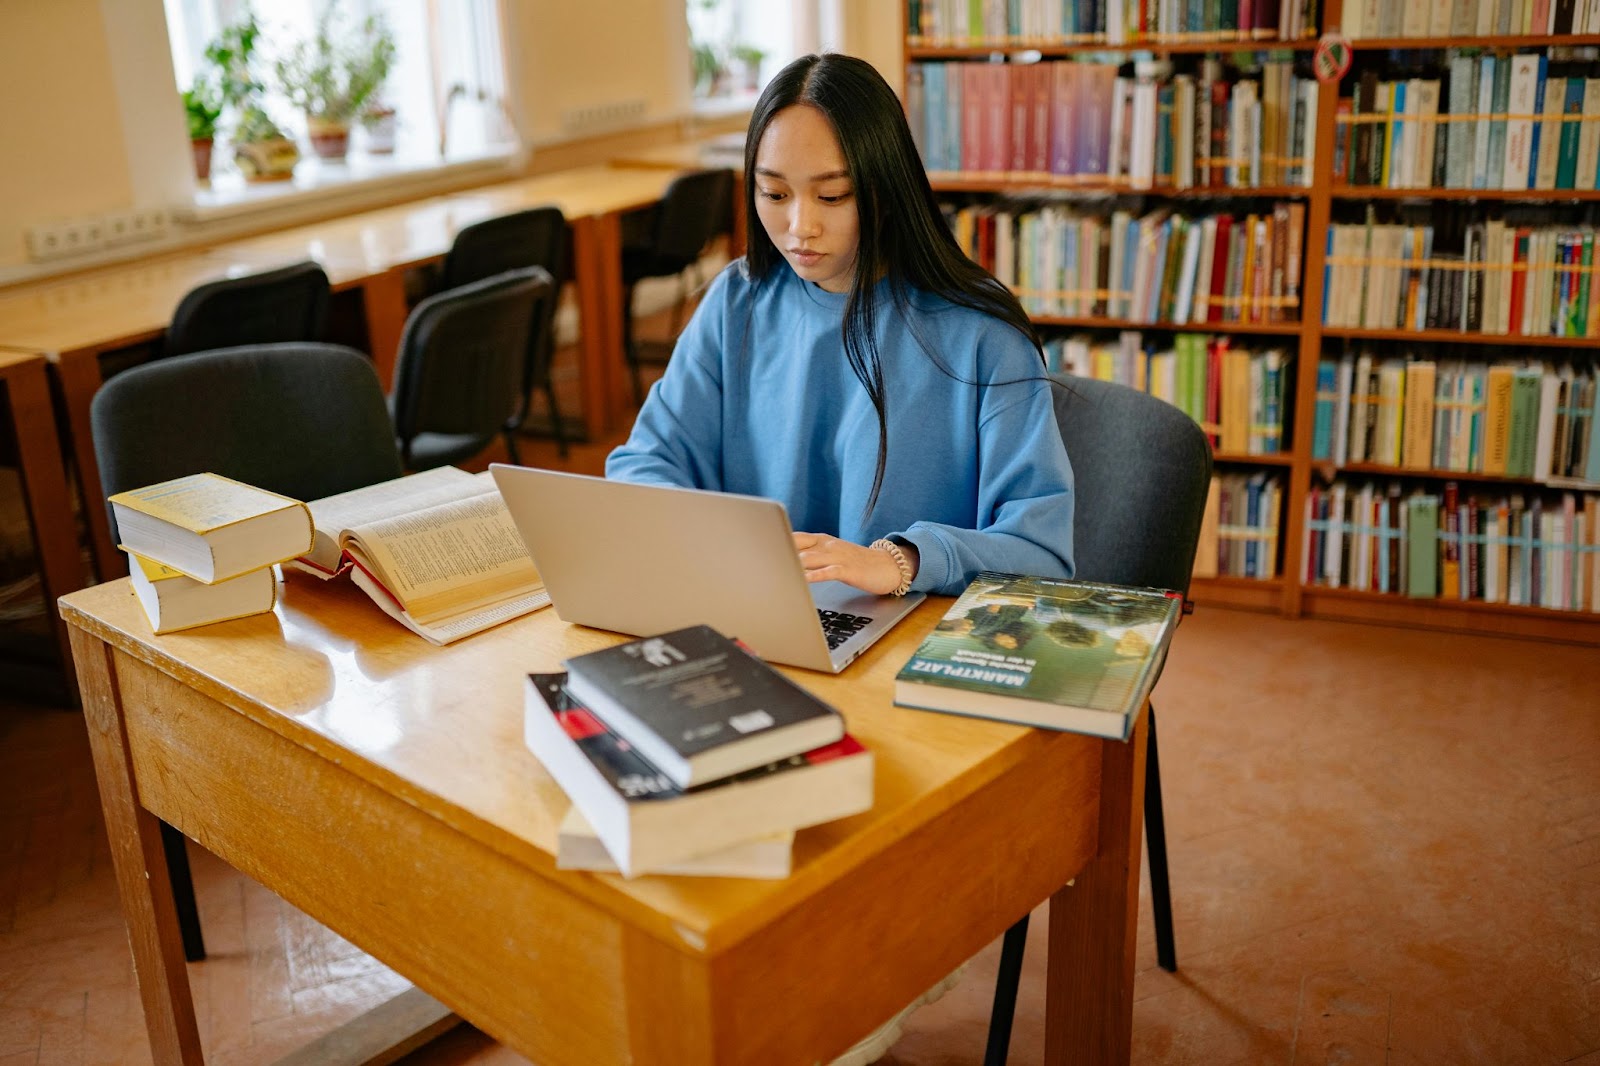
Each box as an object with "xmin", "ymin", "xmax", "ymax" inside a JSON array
[{"xmin": 3, "ymin": 605, "xmax": 1597, "ymax": 1065}]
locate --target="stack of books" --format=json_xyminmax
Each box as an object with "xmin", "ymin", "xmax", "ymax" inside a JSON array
[
  {"xmin": 523, "ymin": 625, "xmax": 875, "ymax": 879},
  {"xmin": 109, "ymin": 473, "xmax": 314, "ymax": 634}
]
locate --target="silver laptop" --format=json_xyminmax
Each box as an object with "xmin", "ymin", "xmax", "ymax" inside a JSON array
[{"xmin": 490, "ymin": 465, "xmax": 925, "ymax": 673}]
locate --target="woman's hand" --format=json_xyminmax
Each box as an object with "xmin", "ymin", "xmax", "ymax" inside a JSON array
[{"xmin": 792, "ymin": 533, "xmax": 918, "ymax": 595}]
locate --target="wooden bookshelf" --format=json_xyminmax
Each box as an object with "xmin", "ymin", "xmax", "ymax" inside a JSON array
[
  {"xmin": 1321, "ymin": 327, "xmax": 1600, "ymax": 348},
  {"xmin": 1217, "ymin": 452, "xmax": 1294, "ymax": 465},
  {"xmin": 906, "ymin": 38, "xmax": 1318, "ymax": 59},
  {"xmin": 1332, "ymin": 462, "xmax": 1599, "ymax": 488},
  {"xmin": 900, "ymin": 0, "xmax": 1600, "ymax": 644},
  {"xmin": 1031, "ymin": 315, "xmax": 1302, "ymax": 335},
  {"xmin": 931, "ymin": 177, "xmax": 1311, "ymax": 197},
  {"xmin": 1346, "ymin": 34, "xmax": 1600, "ymax": 50},
  {"xmin": 1331, "ymin": 187, "xmax": 1600, "ymax": 201}
]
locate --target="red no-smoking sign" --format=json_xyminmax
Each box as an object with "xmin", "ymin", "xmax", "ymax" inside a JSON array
[{"xmin": 1313, "ymin": 33, "xmax": 1353, "ymax": 84}]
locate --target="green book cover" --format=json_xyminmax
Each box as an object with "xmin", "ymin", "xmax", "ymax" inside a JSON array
[
  {"xmin": 1406, "ymin": 495, "xmax": 1439, "ymax": 598},
  {"xmin": 893, "ymin": 574, "xmax": 1181, "ymax": 740},
  {"xmin": 1507, "ymin": 368, "xmax": 1544, "ymax": 477}
]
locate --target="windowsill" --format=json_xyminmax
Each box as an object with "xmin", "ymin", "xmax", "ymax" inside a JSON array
[
  {"xmin": 176, "ymin": 143, "xmax": 523, "ymax": 224},
  {"xmin": 691, "ymin": 90, "xmax": 760, "ymax": 121}
]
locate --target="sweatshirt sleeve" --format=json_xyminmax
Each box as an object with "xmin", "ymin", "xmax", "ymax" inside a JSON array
[
  {"xmin": 603, "ymin": 269, "xmax": 731, "ymax": 490},
  {"xmin": 896, "ymin": 379, "xmax": 1076, "ymax": 595}
]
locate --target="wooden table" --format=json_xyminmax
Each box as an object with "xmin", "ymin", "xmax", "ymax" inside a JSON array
[
  {"xmin": 61, "ymin": 578, "xmax": 1147, "ymax": 1065},
  {"xmin": 0, "ymin": 164, "xmax": 685, "ymax": 589},
  {"xmin": 0, "ymin": 346, "xmax": 82, "ymax": 672}
]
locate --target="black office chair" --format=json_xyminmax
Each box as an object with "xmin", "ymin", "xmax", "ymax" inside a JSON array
[
  {"xmin": 390, "ymin": 266, "xmax": 553, "ymax": 470},
  {"xmin": 438, "ymin": 207, "xmax": 571, "ymax": 456},
  {"xmin": 164, "ymin": 260, "xmax": 331, "ymax": 358},
  {"xmin": 621, "ymin": 167, "xmax": 735, "ymax": 404},
  {"xmin": 90, "ymin": 342, "xmax": 406, "ymax": 964},
  {"xmin": 983, "ymin": 374, "xmax": 1214, "ymax": 1066}
]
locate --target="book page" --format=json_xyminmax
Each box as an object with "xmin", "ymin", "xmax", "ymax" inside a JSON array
[
  {"xmin": 343, "ymin": 487, "xmax": 540, "ymax": 624},
  {"xmin": 348, "ymin": 565, "xmax": 548, "ymax": 645},
  {"xmin": 301, "ymin": 467, "xmax": 484, "ymax": 571}
]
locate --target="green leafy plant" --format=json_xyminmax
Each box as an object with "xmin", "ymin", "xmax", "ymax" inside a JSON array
[
  {"xmin": 730, "ymin": 42, "xmax": 766, "ymax": 65},
  {"xmin": 274, "ymin": 2, "xmax": 396, "ymax": 123},
  {"xmin": 231, "ymin": 103, "xmax": 290, "ymax": 145},
  {"xmin": 182, "ymin": 76, "xmax": 223, "ymax": 141},
  {"xmin": 203, "ymin": 12, "xmax": 266, "ymax": 112}
]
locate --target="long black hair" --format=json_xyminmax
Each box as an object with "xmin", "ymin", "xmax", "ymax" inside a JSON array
[{"xmin": 743, "ymin": 52, "xmax": 1045, "ymax": 518}]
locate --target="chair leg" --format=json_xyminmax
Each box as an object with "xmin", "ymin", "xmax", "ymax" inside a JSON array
[
  {"xmin": 622, "ymin": 283, "xmax": 643, "ymax": 407},
  {"xmin": 984, "ymin": 914, "xmax": 1029, "ymax": 1066},
  {"xmin": 160, "ymin": 820, "xmax": 206, "ymax": 962},
  {"xmin": 1145, "ymin": 705, "xmax": 1177, "ymax": 973},
  {"xmin": 667, "ymin": 272, "xmax": 690, "ymax": 337},
  {"xmin": 545, "ymin": 381, "xmax": 569, "ymax": 458},
  {"xmin": 502, "ymin": 428, "xmax": 521, "ymax": 466}
]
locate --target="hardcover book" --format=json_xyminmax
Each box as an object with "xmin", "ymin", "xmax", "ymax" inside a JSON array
[
  {"xmin": 563, "ymin": 625, "xmax": 845, "ymax": 788},
  {"xmin": 127, "ymin": 552, "xmax": 277, "ymax": 634},
  {"xmin": 523, "ymin": 673, "xmax": 872, "ymax": 878},
  {"xmin": 893, "ymin": 574, "xmax": 1182, "ymax": 741},
  {"xmin": 556, "ymin": 807, "xmax": 793, "ymax": 879},
  {"xmin": 287, "ymin": 467, "xmax": 549, "ymax": 645},
  {"xmin": 109, "ymin": 472, "xmax": 313, "ymax": 584}
]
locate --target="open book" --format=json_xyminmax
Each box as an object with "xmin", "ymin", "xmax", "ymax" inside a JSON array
[{"xmin": 288, "ymin": 467, "xmax": 550, "ymax": 645}]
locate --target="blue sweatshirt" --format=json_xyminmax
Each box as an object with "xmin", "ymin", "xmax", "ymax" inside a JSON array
[{"xmin": 606, "ymin": 261, "xmax": 1075, "ymax": 595}]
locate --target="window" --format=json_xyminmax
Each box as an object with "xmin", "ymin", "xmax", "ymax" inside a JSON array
[
  {"xmin": 687, "ymin": 0, "xmax": 799, "ymax": 103},
  {"xmin": 163, "ymin": 0, "xmax": 515, "ymax": 198}
]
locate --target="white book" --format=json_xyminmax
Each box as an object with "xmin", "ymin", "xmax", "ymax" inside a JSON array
[
  {"xmin": 1534, "ymin": 370, "xmax": 1560, "ymax": 479},
  {"xmin": 1429, "ymin": 0, "xmax": 1454, "ymax": 37},
  {"xmin": 1130, "ymin": 77, "xmax": 1158, "ymax": 189},
  {"xmin": 1584, "ymin": 0, "xmax": 1600, "ymax": 33},
  {"xmin": 1107, "ymin": 77, "xmax": 1133, "ymax": 181},
  {"xmin": 1535, "ymin": 78, "xmax": 1565, "ymax": 192},
  {"xmin": 1576, "ymin": 79, "xmax": 1600, "ymax": 192},
  {"xmin": 1477, "ymin": 0, "xmax": 1498, "ymax": 34},
  {"xmin": 1173, "ymin": 219, "xmax": 1204, "ymax": 322},
  {"xmin": 556, "ymin": 808, "xmax": 794, "ymax": 879},
  {"xmin": 1333, "ymin": 353, "xmax": 1355, "ymax": 467},
  {"xmin": 1403, "ymin": 0, "xmax": 1431, "ymax": 34},
  {"xmin": 128, "ymin": 553, "xmax": 277, "ymax": 635},
  {"xmin": 1502, "ymin": 54, "xmax": 1542, "ymax": 192},
  {"xmin": 1354, "ymin": 484, "xmax": 1374, "ymax": 590},
  {"xmin": 1300, "ymin": 80, "xmax": 1318, "ymax": 186},
  {"xmin": 1399, "ymin": 79, "xmax": 1423, "ymax": 187},
  {"xmin": 1192, "ymin": 216, "xmax": 1218, "ymax": 323},
  {"xmin": 1413, "ymin": 79, "xmax": 1441, "ymax": 189},
  {"xmin": 1350, "ymin": 351, "xmax": 1376, "ymax": 463},
  {"xmin": 1472, "ymin": 56, "xmax": 1497, "ymax": 190},
  {"xmin": 1346, "ymin": 0, "xmax": 1367, "ymax": 35},
  {"xmin": 1326, "ymin": 483, "xmax": 1347, "ymax": 587}
]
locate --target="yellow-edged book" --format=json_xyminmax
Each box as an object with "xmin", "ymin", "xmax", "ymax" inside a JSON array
[
  {"xmin": 127, "ymin": 552, "xmax": 277, "ymax": 634},
  {"xmin": 109, "ymin": 473, "xmax": 312, "ymax": 583}
]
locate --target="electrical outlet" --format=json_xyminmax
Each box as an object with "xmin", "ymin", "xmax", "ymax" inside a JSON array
[
  {"xmin": 103, "ymin": 206, "xmax": 170, "ymax": 247},
  {"xmin": 561, "ymin": 98, "xmax": 648, "ymax": 135},
  {"xmin": 24, "ymin": 219, "xmax": 101, "ymax": 262}
]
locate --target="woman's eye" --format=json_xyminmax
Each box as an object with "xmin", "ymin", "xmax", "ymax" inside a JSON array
[
  {"xmin": 819, "ymin": 192, "xmax": 853, "ymax": 204},
  {"xmin": 759, "ymin": 190, "xmax": 786, "ymax": 202}
]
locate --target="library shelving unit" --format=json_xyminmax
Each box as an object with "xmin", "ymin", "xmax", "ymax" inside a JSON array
[{"xmin": 900, "ymin": 0, "xmax": 1600, "ymax": 644}]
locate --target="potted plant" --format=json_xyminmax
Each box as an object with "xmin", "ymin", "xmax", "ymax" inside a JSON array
[
  {"xmin": 359, "ymin": 99, "xmax": 397, "ymax": 155},
  {"xmin": 730, "ymin": 43, "xmax": 766, "ymax": 92},
  {"xmin": 275, "ymin": 4, "xmax": 395, "ymax": 162},
  {"xmin": 231, "ymin": 104, "xmax": 300, "ymax": 182},
  {"xmin": 691, "ymin": 41, "xmax": 722, "ymax": 97},
  {"xmin": 182, "ymin": 76, "xmax": 223, "ymax": 183}
]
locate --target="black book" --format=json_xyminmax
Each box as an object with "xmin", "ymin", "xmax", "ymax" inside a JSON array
[
  {"xmin": 562, "ymin": 625, "xmax": 845, "ymax": 788},
  {"xmin": 523, "ymin": 674, "xmax": 873, "ymax": 877}
]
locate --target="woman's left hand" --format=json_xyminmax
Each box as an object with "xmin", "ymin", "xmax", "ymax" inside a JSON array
[{"xmin": 793, "ymin": 532, "xmax": 917, "ymax": 595}]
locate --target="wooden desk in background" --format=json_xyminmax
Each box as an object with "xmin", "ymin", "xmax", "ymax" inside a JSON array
[
  {"xmin": 60, "ymin": 580, "xmax": 1147, "ymax": 1065},
  {"xmin": 0, "ymin": 346, "xmax": 81, "ymax": 671},
  {"xmin": 0, "ymin": 163, "xmax": 685, "ymax": 589}
]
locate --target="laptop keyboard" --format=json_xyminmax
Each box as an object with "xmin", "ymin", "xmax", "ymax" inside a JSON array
[{"xmin": 818, "ymin": 609, "xmax": 873, "ymax": 650}]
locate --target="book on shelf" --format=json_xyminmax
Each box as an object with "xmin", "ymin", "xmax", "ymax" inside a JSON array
[
  {"xmin": 905, "ymin": 0, "xmax": 1317, "ymax": 49},
  {"xmin": 893, "ymin": 573, "xmax": 1182, "ymax": 740},
  {"xmin": 287, "ymin": 467, "xmax": 550, "ymax": 645},
  {"xmin": 523, "ymin": 673, "xmax": 873, "ymax": 878},
  {"xmin": 109, "ymin": 472, "xmax": 313, "ymax": 584},
  {"xmin": 555, "ymin": 807, "xmax": 794, "ymax": 879},
  {"xmin": 1344, "ymin": 0, "xmax": 1600, "ymax": 37},
  {"xmin": 562, "ymin": 625, "xmax": 845, "ymax": 788},
  {"xmin": 1304, "ymin": 478, "xmax": 1600, "ymax": 609},
  {"xmin": 127, "ymin": 552, "xmax": 277, "ymax": 635}
]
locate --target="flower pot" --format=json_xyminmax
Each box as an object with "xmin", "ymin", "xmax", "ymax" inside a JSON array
[
  {"xmin": 234, "ymin": 136, "xmax": 300, "ymax": 183},
  {"xmin": 306, "ymin": 116, "xmax": 351, "ymax": 162},
  {"xmin": 361, "ymin": 108, "xmax": 397, "ymax": 155},
  {"xmin": 190, "ymin": 137, "xmax": 214, "ymax": 183}
]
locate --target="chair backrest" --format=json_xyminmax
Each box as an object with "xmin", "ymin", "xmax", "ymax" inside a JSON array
[
  {"xmin": 1050, "ymin": 374, "xmax": 1215, "ymax": 596},
  {"xmin": 390, "ymin": 266, "xmax": 552, "ymax": 464},
  {"xmin": 438, "ymin": 206, "xmax": 568, "ymax": 405},
  {"xmin": 650, "ymin": 168, "xmax": 735, "ymax": 267},
  {"xmin": 91, "ymin": 343, "xmax": 404, "ymax": 541},
  {"xmin": 164, "ymin": 261, "xmax": 331, "ymax": 358}
]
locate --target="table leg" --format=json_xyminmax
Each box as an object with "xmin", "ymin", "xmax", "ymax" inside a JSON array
[
  {"xmin": 53, "ymin": 349, "xmax": 123, "ymax": 581},
  {"xmin": 360, "ymin": 268, "xmax": 408, "ymax": 392},
  {"xmin": 5, "ymin": 361, "xmax": 87, "ymax": 673},
  {"xmin": 1044, "ymin": 707, "xmax": 1148, "ymax": 1065},
  {"xmin": 571, "ymin": 213, "xmax": 627, "ymax": 436},
  {"xmin": 70, "ymin": 628, "xmax": 204, "ymax": 1065}
]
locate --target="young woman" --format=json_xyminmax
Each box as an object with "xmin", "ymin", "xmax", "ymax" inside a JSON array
[{"xmin": 606, "ymin": 52, "xmax": 1074, "ymax": 597}]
